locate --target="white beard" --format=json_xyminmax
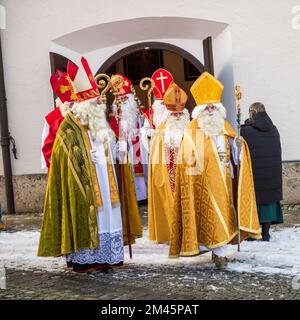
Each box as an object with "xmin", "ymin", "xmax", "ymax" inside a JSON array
[
  {"xmin": 193, "ymin": 104, "xmax": 226, "ymax": 137},
  {"xmin": 113, "ymin": 94, "xmax": 139, "ymax": 139},
  {"xmin": 59, "ymin": 101, "xmax": 72, "ymax": 117},
  {"xmin": 72, "ymin": 99, "xmax": 115, "ymax": 143},
  {"xmin": 152, "ymin": 100, "xmax": 167, "ymax": 127},
  {"xmin": 198, "ymin": 111, "xmax": 225, "ymax": 137},
  {"xmin": 164, "ymin": 109, "xmax": 190, "ymax": 148}
]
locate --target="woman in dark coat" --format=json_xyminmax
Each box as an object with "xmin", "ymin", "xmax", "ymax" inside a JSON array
[{"xmin": 241, "ymin": 102, "xmax": 283, "ymax": 241}]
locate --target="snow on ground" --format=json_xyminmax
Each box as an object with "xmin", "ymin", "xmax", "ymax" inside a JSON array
[
  {"xmin": 226, "ymin": 227, "xmax": 300, "ymax": 275},
  {"xmin": 0, "ymin": 231, "xmax": 65, "ymax": 271},
  {"xmin": 0, "ymin": 227, "xmax": 300, "ymax": 276}
]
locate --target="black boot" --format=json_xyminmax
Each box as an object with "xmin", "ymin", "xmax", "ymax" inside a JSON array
[{"xmin": 262, "ymin": 223, "xmax": 271, "ymax": 241}]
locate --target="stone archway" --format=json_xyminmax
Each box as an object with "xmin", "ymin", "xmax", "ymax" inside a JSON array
[
  {"xmin": 96, "ymin": 41, "xmax": 206, "ymax": 75},
  {"xmin": 51, "ymin": 16, "xmax": 234, "ymax": 122},
  {"xmin": 94, "ymin": 40, "xmax": 214, "ymax": 111}
]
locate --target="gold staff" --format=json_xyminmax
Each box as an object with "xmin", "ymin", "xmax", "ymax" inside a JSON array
[
  {"xmin": 94, "ymin": 73, "xmax": 111, "ymax": 102},
  {"xmin": 110, "ymin": 74, "xmax": 133, "ymax": 259},
  {"xmin": 139, "ymin": 77, "xmax": 155, "ymax": 128},
  {"xmin": 234, "ymin": 84, "xmax": 242, "ymax": 252}
]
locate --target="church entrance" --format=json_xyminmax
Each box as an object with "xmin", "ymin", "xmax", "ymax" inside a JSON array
[
  {"xmin": 95, "ymin": 41, "xmax": 213, "ymax": 112},
  {"xmin": 50, "ymin": 39, "xmax": 214, "ymax": 113},
  {"xmin": 50, "ymin": 16, "xmax": 236, "ymax": 123}
]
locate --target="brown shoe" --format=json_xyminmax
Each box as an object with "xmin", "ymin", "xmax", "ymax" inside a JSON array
[
  {"xmin": 212, "ymin": 252, "xmax": 228, "ymax": 269},
  {"xmin": 0, "ymin": 223, "xmax": 6, "ymax": 231}
]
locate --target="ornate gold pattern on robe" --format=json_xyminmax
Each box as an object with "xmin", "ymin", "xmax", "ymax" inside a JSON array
[
  {"xmin": 38, "ymin": 113, "xmax": 100, "ymax": 257},
  {"xmin": 169, "ymin": 120, "xmax": 261, "ymax": 258},
  {"xmin": 148, "ymin": 123, "xmax": 175, "ymax": 243}
]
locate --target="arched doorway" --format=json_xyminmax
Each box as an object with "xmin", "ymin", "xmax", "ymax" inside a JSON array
[
  {"xmin": 50, "ymin": 16, "xmax": 236, "ymax": 122},
  {"xmin": 95, "ymin": 41, "xmax": 213, "ymax": 112}
]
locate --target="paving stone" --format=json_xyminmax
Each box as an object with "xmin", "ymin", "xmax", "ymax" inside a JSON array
[{"xmin": 1, "ymin": 208, "xmax": 300, "ymax": 299}]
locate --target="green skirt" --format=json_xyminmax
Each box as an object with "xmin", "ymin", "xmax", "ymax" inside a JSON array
[{"xmin": 257, "ymin": 202, "xmax": 283, "ymax": 224}]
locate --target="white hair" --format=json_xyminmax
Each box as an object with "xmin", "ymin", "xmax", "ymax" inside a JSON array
[
  {"xmin": 192, "ymin": 102, "xmax": 226, "ymax": 137},
  {"xmin": 72, "ymin": 98, "xmax": 115, "ymax": 143},
  {"xmin": 112, "ymin": 93, "xmax": 139, "ymax": 138},
  {"xmin": 152, "ymin": 99, "xmax": 167, "ymax": 127}
]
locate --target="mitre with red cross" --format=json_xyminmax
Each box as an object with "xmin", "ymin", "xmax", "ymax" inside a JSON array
[
  {"xmin": 151, "ymin": 68, "xmax": 174, "ymax": 100},
  {"xmin": 50, "ymin": 70, "xmax": 78, "ymax": 103},
  {"xmin": 67, "ymin": 57, "xmax": 100, "ymax": 102},
  {"xmin": 110, "ymin": 73, "xmax": 132, "ymax": 96}
]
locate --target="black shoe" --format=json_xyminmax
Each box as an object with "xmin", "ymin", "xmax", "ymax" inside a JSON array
[
  {"xmin": 66, "ymin": 261, "xmax": 73, "ymax": 268},
  {"xmin": 262, "ymin": 223, "xmax": 271, "ymax": 242},
  {"xmin": 262, "ymin": 235, "xmax": 270, "ymax": 242},
  {"xmin": 72, "ymin": 263, "xmax": 94, "ymax": 273},
  {"xmin": 102, "ymin": 267, "xmax": 115, "ymax": 274}
]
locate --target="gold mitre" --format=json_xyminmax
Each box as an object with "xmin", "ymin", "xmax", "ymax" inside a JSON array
[
  {"xmin": 190, "ymin": 72, "xmax": 224, "ymax": 105},
  {"xmin": 163, "ymin": 83, "xmax": 188, "ymax": 112}
]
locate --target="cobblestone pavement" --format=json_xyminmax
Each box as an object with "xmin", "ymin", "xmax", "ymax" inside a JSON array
[
  {"xmin": 0, "ymin": 208, "xmax": 300, "ymax": 300},
  {"xmin": 1, "ymin": 263, "xmax": 299, "ymax": 300}
]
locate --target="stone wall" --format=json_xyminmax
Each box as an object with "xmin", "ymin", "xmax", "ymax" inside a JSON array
[
  {"xmin": 0, "ymin": 174, "xmax": 47, "ymax": 213},
  {"xmin": 282, "ymin": 161, "xmax": 300, "ymax": 205},
  {"xmin": 0, "ymin": 161, "xmax": 299, "ymax": 213}
]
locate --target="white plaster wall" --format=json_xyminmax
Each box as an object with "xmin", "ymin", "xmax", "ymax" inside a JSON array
[
  {"xmin": 0, "ymin": 0, "xmax": 299, "ymax": 176},
  {"xmin": 211, "ymin": 27, "xmax": 236, "ymax": 127}
]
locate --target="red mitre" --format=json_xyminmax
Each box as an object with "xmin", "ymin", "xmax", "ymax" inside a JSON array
[
  {"xmin": 50, "ymin": 70, "xmax": 78, "ymax": 103},
  {"xmin": 67, "ymin": 57, "xmax": 100, "ymax": 102},
  {"xmin": 151, "ymin": 68, "xmax": 173, "ymax": 100}
]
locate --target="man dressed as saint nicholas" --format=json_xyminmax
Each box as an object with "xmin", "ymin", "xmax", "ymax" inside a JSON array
[
  {"xmin": 41, "ymin": 70, "xmax": 77, "ymax": 172},
  {"xmin": 38, "ymin": 57, "xmax": 141, "ymax": 273},
  {"xmin": 148, "ymin": 83, "xmax": 190, "ymax": 243},
  {"xmin": 109, "ymin": 74, "xmax": 148, "ymax": 202},
  {"xmin": 141, "ymin": 68, "xmax": 174, "ymax": 155},
  {"xmin": 169, "ymin": 72, "xmax": 261, "ymax": 268},
  {"xmin": 107, "ymin": 73, "xmax": 143, "ymax": 246}
]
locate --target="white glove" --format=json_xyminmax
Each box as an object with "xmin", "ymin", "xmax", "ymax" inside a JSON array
[
  {"xmin": 235, "ymin": 136, "xmax": 244, "ymax": 148},
  {"xmin": 147, "ymin": 128, "xmax": 155, "ymax": 138},
  {"xmin": 117, "ymin": 140, "xmax": 127, "ymax": 152},
  {"xmin": 90, "ymin": 147, "xmax": 102, "ymax": 164}
]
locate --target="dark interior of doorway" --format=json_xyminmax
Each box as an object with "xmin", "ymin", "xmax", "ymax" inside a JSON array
[{"xmin": 102, "ymin": 48, "xmax": 203, "ymax": 111}]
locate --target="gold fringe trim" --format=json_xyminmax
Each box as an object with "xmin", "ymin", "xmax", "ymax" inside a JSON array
[
  {"xmin": 179, "ymin": 250, "xmax": 201, "ymax": 257},
  {"xmin": 135, "ymin": 173, "xmax": 144, "ymax": 177},
  {"xmin": 168, "ymin": 254, "xmax": 180, "ymax": 259},
  {"xmin": 104, "ymin": 142, "xmax": 120, "ymax": 205}
]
